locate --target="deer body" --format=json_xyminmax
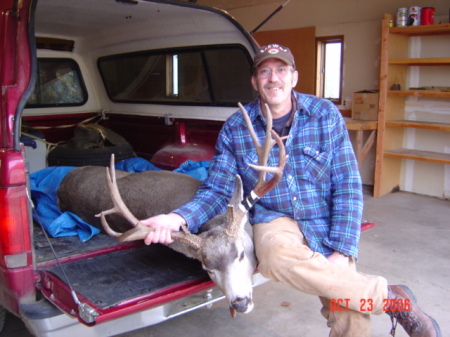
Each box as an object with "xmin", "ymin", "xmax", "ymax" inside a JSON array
[
  {"xmin": 58, "ymin": 168, "xmax": 201, "ymax": 233},
  {"xmin": 57, "ymin": 103, "xmax": 286, "ymax": 316}
]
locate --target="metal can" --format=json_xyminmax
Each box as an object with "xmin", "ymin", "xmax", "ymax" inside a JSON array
[
  {"xmin": 396, "ymin": 7, "xmax": 408, "ymax": 27},
  {"xmin": 421, "ymin": 7, "xmax": 435, "ymax": 25},
  {"xmin": 408, "ymin": 6, "xmax": 421, "ymax": 26}
]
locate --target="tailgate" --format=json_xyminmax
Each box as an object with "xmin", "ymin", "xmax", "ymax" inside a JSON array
[{"xmin": 36, "ymin": 243, "xmax": 216, "ymax": 325}]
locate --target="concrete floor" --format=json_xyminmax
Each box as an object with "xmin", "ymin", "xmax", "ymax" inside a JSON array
[
  {"xmin": 6, "ymin": 189, "xmax": 449, "ymax": 336},
  {"xmin": 116, "ymin": 189, "xmax": 449, "ymax": 337}
]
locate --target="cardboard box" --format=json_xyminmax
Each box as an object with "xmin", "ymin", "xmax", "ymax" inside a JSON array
[{"xmin": 351, "ymin": 90, "xmax": 379, "ymax": 121}]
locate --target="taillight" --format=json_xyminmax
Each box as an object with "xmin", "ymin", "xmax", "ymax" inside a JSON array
[
  {"xmin": 0, "ymin": 149, "xmax": 32, "ymax": 268},
  {"xmin": 0, "ymin": 186, "xmax": 32, "ymax": 267}
]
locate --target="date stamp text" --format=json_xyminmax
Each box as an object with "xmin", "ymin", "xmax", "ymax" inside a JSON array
[{"xmin": 329, "ymin": 298, "xmax": 411, "ymax": 312}]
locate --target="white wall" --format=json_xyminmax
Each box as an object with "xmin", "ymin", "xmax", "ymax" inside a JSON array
[{"xmin": 228, "ymin": 0, "xmax": 450, "ymax": 195}]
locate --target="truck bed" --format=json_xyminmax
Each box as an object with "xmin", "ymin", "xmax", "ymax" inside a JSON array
[
  {"xmin": 43, "ymin": 244, "xmax": 208, "ymax": 310},
  {"xmin": 34, "ymin": 224, "xmax": 209, "ymax": 311}
]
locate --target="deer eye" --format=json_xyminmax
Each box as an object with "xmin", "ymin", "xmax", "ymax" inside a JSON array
[{"xmin": 239, "ymin": 251, "xmax": 245, "ymax": 262}]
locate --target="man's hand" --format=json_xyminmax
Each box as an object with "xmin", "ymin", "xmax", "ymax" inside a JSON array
[
  {"xmin": 327, "ymin": 251, "xmax": 350, "ymax": 266},
  {"xmin": 140, "ymin": 213, "xmax": 186, "ymax": 245}
]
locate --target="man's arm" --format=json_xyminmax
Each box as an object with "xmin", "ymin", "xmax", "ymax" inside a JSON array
[{"xmin": 324, "ymin": 108, "xmax": 364, "ymax": 258}]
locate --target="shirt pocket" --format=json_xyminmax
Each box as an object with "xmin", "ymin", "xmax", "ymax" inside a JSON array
[{"xmin": 302, "ymin": 146, "xmax": 332, "ymax": 182}]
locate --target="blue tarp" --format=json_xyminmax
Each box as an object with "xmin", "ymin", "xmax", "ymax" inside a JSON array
[{"xmin": 30, "ymin": 158, "xmax": 209, "ymax": 242}]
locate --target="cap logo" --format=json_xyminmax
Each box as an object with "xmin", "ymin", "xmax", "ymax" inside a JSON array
[{"xmin": 259, "ymin": 44, "xmax": 288, "ymax": 54}]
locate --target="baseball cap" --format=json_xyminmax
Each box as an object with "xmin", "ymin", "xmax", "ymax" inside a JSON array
[{"xmin": 253, "ymin": 44, "xmax": 295, "ymax": 69}]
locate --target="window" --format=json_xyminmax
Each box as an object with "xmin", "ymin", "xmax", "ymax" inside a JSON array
[
  {"xmin": 26, "ymin": 58, "xmax": 87, "ymax": 107},
  {"xmin": 315, "ymin": 36, "xmax": 343, "ymax": 105},
  {"xmin": 98, "ymin": 45, "xmax": 256, "ymax": 106}
]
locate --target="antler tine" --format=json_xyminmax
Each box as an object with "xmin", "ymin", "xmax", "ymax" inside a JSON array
[
  {"xmin": 95, "ymin": 154, "xmax": 145, "ymax": 240},
  {"xmin": 238, "ymin": 103, "xmax": 287, "ymax": 198},
  {"xmin": 239, "ymin": 103, "xmax": 274, "ymax": 180},
  {"xmin": 248, "ymin": 128, "xmax": 286, "ymax": 197},
  {"xmin": 96, "ymin": 154, "xmax": 203, "ymax": 249}
]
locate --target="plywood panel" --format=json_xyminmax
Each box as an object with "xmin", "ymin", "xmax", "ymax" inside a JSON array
[{"xmin": 253, "ymin": 27, "xmax": 316, "ymax": 94}]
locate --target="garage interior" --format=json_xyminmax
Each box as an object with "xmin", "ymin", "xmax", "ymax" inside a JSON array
[
  {"xmin": 124, "ymin": 1, "xmax": 450, "ymax": 336},
  {"xmin": 7, "ymin": 0, "xmax": 449, "ymax": 336}
]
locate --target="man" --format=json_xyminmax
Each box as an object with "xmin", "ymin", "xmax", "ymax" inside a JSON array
[{"xmin": 141, "ymin": 44, "xmax": 441, "ymax": 337}]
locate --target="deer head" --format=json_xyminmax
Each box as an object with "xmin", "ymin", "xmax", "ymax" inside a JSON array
[{"xmin": 96, "ymin": 103, "xmax": 286, "ymax": 316}]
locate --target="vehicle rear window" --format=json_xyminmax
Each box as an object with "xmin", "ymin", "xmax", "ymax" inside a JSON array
[
  {"xmin": 98, "ymin": 45, "xmax": 256, "ymax": 106},
  {"xmin": 26, "ymin": 58, "xmax": 88, "ymax": 107}
]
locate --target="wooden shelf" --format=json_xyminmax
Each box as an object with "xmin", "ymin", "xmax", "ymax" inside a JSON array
[
  {"xmin": 384, "ymin": 148, "xmax": 450, "ymax": 164},
  {"xmin": 386, "ymin": 120, "xmax": 450, "ymax": 131},
  {"xmin": 389, "ymin": 57, "xmax": 450, "ymax": 66},
  {"xmin": 344, "ymin": 118, "xmax": 377, "ymax": 130},
  {"xmin": 374, "ymin": 19, "xmax": 450, "ymax": 198},
  {"xmin": 390, "ymin": 23, "xmax": 450, "ymax": 36},
  {"xmin": 387, "ymin": 90, "xmax": 450, "ymax": 98}
]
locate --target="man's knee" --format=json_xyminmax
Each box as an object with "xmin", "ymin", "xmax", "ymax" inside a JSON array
[{"xmin": 254, "ymin": 217, "xmax": 311, "ymax": 278}]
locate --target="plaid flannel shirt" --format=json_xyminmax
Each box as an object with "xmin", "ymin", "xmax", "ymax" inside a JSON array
[{"xmin": 174, "ymin": 91, "xmax": 363, "ymax": 258}]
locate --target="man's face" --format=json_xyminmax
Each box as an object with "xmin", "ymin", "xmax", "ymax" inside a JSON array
[{"xmin": 251, "ymin": 58, "xmax": 298, "ymax": 111}]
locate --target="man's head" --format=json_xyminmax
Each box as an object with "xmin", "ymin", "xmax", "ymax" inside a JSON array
[{"xmin": 251, "ymin": 44, "xmax": 298, "ymax": 116}]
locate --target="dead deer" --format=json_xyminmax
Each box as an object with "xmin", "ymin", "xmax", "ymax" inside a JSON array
[{"xmin": 57, "ymin": 103, "xmax": 286, "ymax": 317}]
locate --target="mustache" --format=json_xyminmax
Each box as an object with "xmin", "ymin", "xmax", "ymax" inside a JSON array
[{"xmin": 264, "ymin": 83, "xmax": 282, "ymax": 89}]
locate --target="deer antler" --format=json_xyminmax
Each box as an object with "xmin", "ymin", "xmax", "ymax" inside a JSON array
[
  {"xmin": 95, "ymin": 154, "xmax": 202, "ymax": 248},
  {"xmin": 239, "ymin": 102, "xmax": 286, "ymax": 201},
  {"xmin": 226, "ymin": 103, "xmax": 286, "ymax": 238}
]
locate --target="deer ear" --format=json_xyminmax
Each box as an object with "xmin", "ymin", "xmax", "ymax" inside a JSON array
[{"xmin": 229, "ymin": 175, "xmax": 244, "ymax": 207}]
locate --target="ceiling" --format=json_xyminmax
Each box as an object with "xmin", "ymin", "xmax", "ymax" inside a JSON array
[{"xmin": 178, "ymin": 0, "xmax": 286, "ymax": 10}]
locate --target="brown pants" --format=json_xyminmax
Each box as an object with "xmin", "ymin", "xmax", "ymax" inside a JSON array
[{"xmin": 254, "ymin": 217, "xmax": 388, "ymax": 337}]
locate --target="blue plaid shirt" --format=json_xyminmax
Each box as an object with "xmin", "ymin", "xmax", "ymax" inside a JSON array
[{"xmin": 175, "ymin": 91, "xmax": 363, "ymax": 258}]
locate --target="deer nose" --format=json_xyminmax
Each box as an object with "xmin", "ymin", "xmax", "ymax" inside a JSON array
[{"xmin": 231, "ymin": 297, "xmax": 253, "ymax": 313}]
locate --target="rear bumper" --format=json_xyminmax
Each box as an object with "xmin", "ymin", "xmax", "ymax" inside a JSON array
[{"xmin": 21, "ymin": 287, "xmax": 225, "ymax": 337}]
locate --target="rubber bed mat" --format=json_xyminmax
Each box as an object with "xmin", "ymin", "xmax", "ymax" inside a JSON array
[
  {"xmin": 44, "ymin": 244, "xmax": 208, "ymax": 309},
  {"xmin": 34, "ymin": 223, "xmax": 123, "ymax": 264}
]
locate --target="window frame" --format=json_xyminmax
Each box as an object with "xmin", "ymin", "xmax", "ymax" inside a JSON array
[{"xmin": 315, "ymin": 35, "xmax": 344, "ymax": 105}]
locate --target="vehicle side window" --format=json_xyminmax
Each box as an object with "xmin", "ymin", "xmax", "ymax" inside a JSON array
[
  {"xmin": 26, "ymin": 58, "xmax": 88, "ymax": 107},
  {"xmin": 98, "ymin": 45, "xmax": 256, "ymax": 106}
]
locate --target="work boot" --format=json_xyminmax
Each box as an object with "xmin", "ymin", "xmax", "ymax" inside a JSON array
[{"xmin": 386, "ymin": 285, "xmax": 441, "ymax": 337}]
